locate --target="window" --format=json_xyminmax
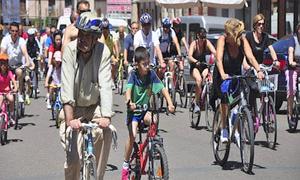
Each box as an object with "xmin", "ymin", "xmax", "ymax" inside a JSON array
[{"xmin": 189, "ymin": 23, "xmax": 200, "ymax": 43}]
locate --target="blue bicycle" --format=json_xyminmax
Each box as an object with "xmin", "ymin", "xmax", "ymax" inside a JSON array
[{"xmin": 50, "ymin": 85, "xmax": 62, "ymax": 128}]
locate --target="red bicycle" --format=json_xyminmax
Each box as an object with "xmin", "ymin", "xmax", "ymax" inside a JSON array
[{"xmin": 129, "ymin": 95, "xmax": 169, "ymax": 180}]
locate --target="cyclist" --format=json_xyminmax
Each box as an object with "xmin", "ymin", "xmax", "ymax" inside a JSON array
[
  {"xmin": 99, "ymin": 18, "xmax": 119, "ymax": 89},
  {"xmin": 61, "ymin": 0, "xmax": 90, "ymax": 53},
  {"xmin": 19, "ymin": 24, "xmax": 28, "ymax": 40},
  {"xmin": 188, "ymin": 27, "xmax": 216, "ymax": 112},
  {"xmin": 213, "ymin": 18, "xmax": 263, "ymax": 143},
  {"xmin": 59, "ymin": 12, "xmax": 113, "ymax": 180},
  {"xmin": 0, "ymin": 53, "xmax": 18, "ymax": 125},
  {"xmin": 124, "ymin": 22, "xmax": 139, "ymax": 73},
  {"xmin": 172, "ymin": 17, "xmax": 189, "ymax": 54},
  {"xmin": 116, "ymin": 26, "xmax": 127, "ymax": 57},
  {"xmin": 134, "ymin": 13, "xmax": 165, "ymax": 68},
  {"xmin": 45, "ymin": 31, "xmax": 62, "ymax": 109},
  {"xmin": 245, "ymin": 14, "xmax": 279, "ymax": 116},
  {"xmin": 121, "ymin": 46, "xmax": 175, "ymax": 179},
  {"xmin": 285, "ymin": 23, "xmax": 300, "ymax": 126},
  {"xmin": 0, "ymin": 22, "xmax": 31, "ymax": 103},
  {"xmin": 156, "ymin": 17, "xmax": 182, "ymax": 77},
  {"xmin": 27, "ymin": 28, "xmax": 42, "ymax": 97}
]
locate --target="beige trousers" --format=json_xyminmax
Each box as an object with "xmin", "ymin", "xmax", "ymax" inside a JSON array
[{"xmin": 59, "ymin": 105, "xmax": 112, "ymax": 180}]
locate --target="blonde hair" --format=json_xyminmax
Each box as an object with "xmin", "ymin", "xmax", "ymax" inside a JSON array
[
  {"xmin": 224, "ymin": 18, "xmax": 245, "ymax": 46},
  {"xmin": 253, "ymin": 13, "xmax": 265, "ymax": 28}
]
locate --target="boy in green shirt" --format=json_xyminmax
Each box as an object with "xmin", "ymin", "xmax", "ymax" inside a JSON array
[{"xmin": 121, "ymin": 46, "xmax": 175, "ymax": 179}]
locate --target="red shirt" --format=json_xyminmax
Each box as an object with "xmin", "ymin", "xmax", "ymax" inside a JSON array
[{"xmin": 49, "ymin": 44, "xmax": 61, "ymax": 53}]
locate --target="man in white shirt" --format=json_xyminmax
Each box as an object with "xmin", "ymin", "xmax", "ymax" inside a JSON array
[
  {"xmin": 134, "ymin": 13, "xmax": 165, "ymax": 68},
  {"xmin": 1, "ymin": 22, "xmax": 31, "ymax": 102}
]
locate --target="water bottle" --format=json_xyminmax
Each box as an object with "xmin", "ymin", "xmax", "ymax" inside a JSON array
[{"xmin": 87, "ymin": 134, "xmax": 93, "ymax": 154}]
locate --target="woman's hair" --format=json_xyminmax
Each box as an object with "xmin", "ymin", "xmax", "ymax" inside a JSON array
[
  {"xmin": 52, "ymin": 31, "xmax": 63, "ymax": 50},
  {"xmin": 134, "ymin": 46, "xmax": 150, "ymax": 63},
  {"xmin": 196, "ymin": 27, "xmax": 207, "ymax": 39},
  {"xmin": 224, "ymin": 18, "xmax": 245, "ymax": 46},
  {"xmin": 252, "ymin": 13, "xmax": 265, "ymax": 29},
  {"xmin": 297, "ymin": 23, "xmax": 300, "ymax": 32}
]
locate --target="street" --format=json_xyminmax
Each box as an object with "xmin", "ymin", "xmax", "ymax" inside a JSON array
[{"xmin": 0, "ymin": 87, "xmax": 300, "ymax": 180}]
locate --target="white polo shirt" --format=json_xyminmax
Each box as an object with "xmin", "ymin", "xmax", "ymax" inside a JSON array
[
  {"xmin": 155, "ymin": 28, "xmax": 176, "ymax": 53},
  {"xmin": 1, "ymin": 35, "xmax": 26, "ymax": 66},
  {"xmin": 134, "ymin": 29, "xmax": 160, "ymax": 64}
]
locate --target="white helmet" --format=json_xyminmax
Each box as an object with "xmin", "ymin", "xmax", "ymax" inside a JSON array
[
  {"xmin": 27, "ymin": 28, "xmax": 37, "ymax": 35},
  {"xmin": 75, "ymin": 12, "xmax": 102, "ymax": 34}
]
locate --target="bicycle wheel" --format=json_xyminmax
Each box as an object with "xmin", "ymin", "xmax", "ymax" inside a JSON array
[
  {"xmin": 188, "ymin": 85, "xmax": 200, "ymax": 128},
  {"xmin": 55, "ymin": 108, "xmax": 62, "ymax": 128},
  {"xmin": 179, "ymin": 75, "xmax": 187, "ymax": 108},
  {"xmin": 205, "ymin": 84, "xmax": 213, "ymax": 131},
  {"xmin": 289, "ymin": 103, "xmax": 299, "ymax": 132},
  {"xmin": 239, "ymin": 107, "xmax": 254, "ymax": 173},
  {"xmin": 148, "ymin": 143, "xmax": 169, "ymax": 180},
  {"xmin": 129, "ymin": 142, "xmax": 141, "ymax": 180},
  {"xmin": 262, "ymin": 96, "xmax": 277, "ymax": 149},
  {"xmin": 0, "ymin": 115, "xmax": 7, "ymax": 145},
  {"xmin": 82, "ymin": 158, "xmax": 97, "ymax": 180},
  {"xmin": 14, "ymin": 96, "xmax": 19, "ymax": 130},
  {"xmin": 211, "ymin": 105, "xmax": 230, "ymax": 165}
]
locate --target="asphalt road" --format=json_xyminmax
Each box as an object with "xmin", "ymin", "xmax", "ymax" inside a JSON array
[{"xmin": 0, "ymin": 87, "xmax": 300, "ymax": 180}]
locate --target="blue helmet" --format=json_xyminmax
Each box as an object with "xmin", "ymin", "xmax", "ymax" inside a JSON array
[
  {"xmin": 75, "ymin": 12, "xmax": 102, "ymax": 34},
  {"xmin": 162, "ymin": 17, "xmax": 171, "ymax": 28},
  {"xmin": 101, "ymin": 18, "xmax": 110, "ymax": 29},
  {"xmin": 140, "ymin": 13, "xmax": 152, "ymax": 24}
]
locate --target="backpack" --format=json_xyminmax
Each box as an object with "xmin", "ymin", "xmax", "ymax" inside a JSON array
[{"xmin": 159, "ymin": 28, "xmax": 173, "ymax": 53}]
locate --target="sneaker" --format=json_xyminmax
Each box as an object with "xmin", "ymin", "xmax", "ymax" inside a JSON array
[
  {"xmin": 221, "ymin": 128, "xmax": 229, "ymax": 143},
  {"xmin": 46, "ymin": 98, "xmax": 51, "ymax": 109},
  {"xmin": 193, "ymin": 103, "xmax": 200, "ymax": 113},
  {"xmin": 9, "ymin": 117, "xmax": 15, "ymax": 126},
  {"xmin": 18, "ymin": 94, "xmax": 24, "ymax": 103},
  {"xmin": 37, "ymin": 88, "xmax": 40, "ymax": 94},
  {"xmin": 25, "ymin": 95, "xmax": 31, "ymax": 105},
  {"xmin": 121, "ymin": 167, "xmax": 129, "ymax": 180},
  {"xmin": 288, "ymin": 116, "xmax": 296, "ymax": 127}
]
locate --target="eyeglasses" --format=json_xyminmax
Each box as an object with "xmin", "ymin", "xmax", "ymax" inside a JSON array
[{"xmin": 10, "ymin": 30, "xmax": 19, "ymax": 33}]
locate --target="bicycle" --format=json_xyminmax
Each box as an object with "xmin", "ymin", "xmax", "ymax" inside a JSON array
[
  {"xmin": 289, "ymin": 63, "xmax": 300, "ymax": 132},
  {"xmin": 253, "ymin": 64, "xmax": 278, "ymax": 149},
  {"xmin": 0, "ymin": 92, "xmax": 17, "ymax": 145},
  {"xmin": 212, "ymin": 74, "xmax": 255, "ymax": 174},
  {"xmin": 30, "ymin": 57, "xmax": 40, "ymax": 99},
  {"xmin": 49, "ymin": 84, "xmax": 62, "ymax": 128},
  {"xmin": 66, "ymin": 121, "xmax": 117, "ymax": 180},
  {"xmin": 128, "ymin": 95, "xmax": 169, "ymax": 180},
  {"xmin": 172, "ymin": 55, "xmax": 187, "ymax": 108},
  {"xmin": 188, "ymin": 62, "xmax": 214, "ymax": 130}
]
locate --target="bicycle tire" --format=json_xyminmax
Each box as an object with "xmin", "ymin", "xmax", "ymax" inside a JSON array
[
  {"xmin": 82, "ymin": 159, "xmax": 97, "ymax": 180},
  {"xmin": 55, "ymin": 108, "xmax": 62, "ymax": 128},
  {"xmin": 205, "ymin": 84, "xmax": 213, "ymax": 131},
  {"xmin": 289, "ymin": 104, "xmax": 299, "ymax": 132},
  {"xmin": 211, "ymin": 105, "xmax": 230, "ymax": 165},
  {"xmin": 14, "ymin": 96, "xmax": 19, "ymax": 130},
  {"xmin": 129, "ymin": 142, "xmax": 141, "ymax": 180},
  {"xmin": 262, "ymin": 96, "xmax": 277, "ymax": 149},
  {"xmin": 188, "ymin": 85, "xmax": 200, "ymax": 128},
  {"xmin": 179, "ymin": 76, "xmax": 187, "ymax": 108},
  {"xmin": 148, "ymin": 143, "xmax": 169, "ymax": 180},
  {"xmin": 239, "ymin": 107, "xmax": 254, "ymax": 173},
  {"xmin": 0, "ymin": 115, "xmax": 6, "ymax": 145}
]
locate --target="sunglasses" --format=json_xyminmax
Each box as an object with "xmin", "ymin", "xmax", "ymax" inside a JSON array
[
  {"xmin": 79, "ymin": 9, "xmax": 91, "ymax": 14},
  {"xmin": 257, "ymin": 22, "xmax": 265, "ymax": 27}
]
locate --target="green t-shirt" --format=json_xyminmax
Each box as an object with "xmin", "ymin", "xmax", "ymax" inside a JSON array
[{"xmin": 126, "ymin": 69, "xmax": 164, "ymax": 116}]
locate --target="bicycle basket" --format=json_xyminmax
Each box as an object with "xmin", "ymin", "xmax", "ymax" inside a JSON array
[{"xmin": 257, "ymin": 74, "xmax": 278, "ymax": 93}]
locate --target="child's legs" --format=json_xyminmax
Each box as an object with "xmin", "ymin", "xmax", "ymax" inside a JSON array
[
  {"xmin": 285, "ymin": 70, "xmax": 297, "ymax": 116},
  {"xmin": 124, "ymin": 121, "xmax": 138, "ymax": 161},
  {"xmin": 0, "ymin": 95, "xmax": 4, "ymax": 110},
  {"xmin": 143, "ymin": 111, "xmax": 157, "ymax": 125},
  {"xmin": 5, "ymin": 94, "xmax": 14, "ymax": 112}
]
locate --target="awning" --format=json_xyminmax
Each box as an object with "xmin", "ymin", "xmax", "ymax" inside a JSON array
[{"xmin": 155, "ymin": 0, "xmax": 248, "ymax": 9}]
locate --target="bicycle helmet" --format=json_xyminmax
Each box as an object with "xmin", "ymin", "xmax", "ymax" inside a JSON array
[
  {"xmin": 172, "ymin": 17, "xmax": 181, "ymax": 25},
  {"xmin": 0, "ymin": 53, "xmax": 8, "ymax": 62},
  {"xmin": 101, "ymin": 18, "xmax": 110, "ymax": 29},
  {"xmin": 162, "ymin": 17, "xmax": 171, "ymax": 28},
  {"xmin": 75, "ymin": 12, "xmax": 102, "ymax": 34},
  {"xmin": 140, "ymin": 13, "xmax": 152, "ymax": 24},
  {"xmin": 27, "ymin": 28, "xmax": 37, "ymax": 36}
]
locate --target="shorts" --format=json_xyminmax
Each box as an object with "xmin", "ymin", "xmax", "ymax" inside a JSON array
[
  {"xmin": 126, "ymin": 112, "xmax": 147, "ymax": 125},
  {"xmin": 190, "ymin": 62, "xmax": 208, "ymax": 75}
]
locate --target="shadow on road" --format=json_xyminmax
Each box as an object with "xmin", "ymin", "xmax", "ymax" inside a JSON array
[
  {"xmin": 193, "ymin": 126, "xmax": 207, "ymax": 131},
  {"xmin": 23, "ymin": 114, "xmax": 37, "ymax": 118},
  {"xmin": 286, "ymin": 129, "xmax": 300, "ymax": 133},
  {"xmin": 17, "ymin": 122, "xmax": 36, "ymax": 129},
  {"xmin": 114, "ymin": 110, "xmax": 123, "ymax": 114},
  {"xmin": 277, "ymin": 110, "xmax": 287, "ymax": 115},
  {"xmin": 106, "ymin": 164, "xmax": 118, "ymax": 171},
  {"xmin": 254, "ymin": 141, "xmax": 279, "ymax": 150},
  {"xmin": 7, "ymin": 138, "xmax": 23, "ymax": 144}
]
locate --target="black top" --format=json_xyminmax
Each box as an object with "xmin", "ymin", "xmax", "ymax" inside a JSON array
[
  {"xmin": 192, "ymin": 39, "xmax": 207, "ymax": 63},
  {"xmin": 246, "ymin": 31, "xmax": 270, "ymax": 64}
]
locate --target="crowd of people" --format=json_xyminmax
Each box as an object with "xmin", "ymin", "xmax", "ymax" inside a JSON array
[{"xmin": 0, "ymin": 0, "xmax": 300, "ymax": 179}]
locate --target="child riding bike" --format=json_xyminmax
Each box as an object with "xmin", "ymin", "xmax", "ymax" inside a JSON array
[
  {"xmin": 121, "ymin": 47, "xmax": 175, "ymax": 179},
  {"xmin": 45, "ymin": 51, "xmax": 62, "ymax": 99},
  {"xmin": 0, "ymin": 53, "xmax": 18, "ymax": 125}
]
